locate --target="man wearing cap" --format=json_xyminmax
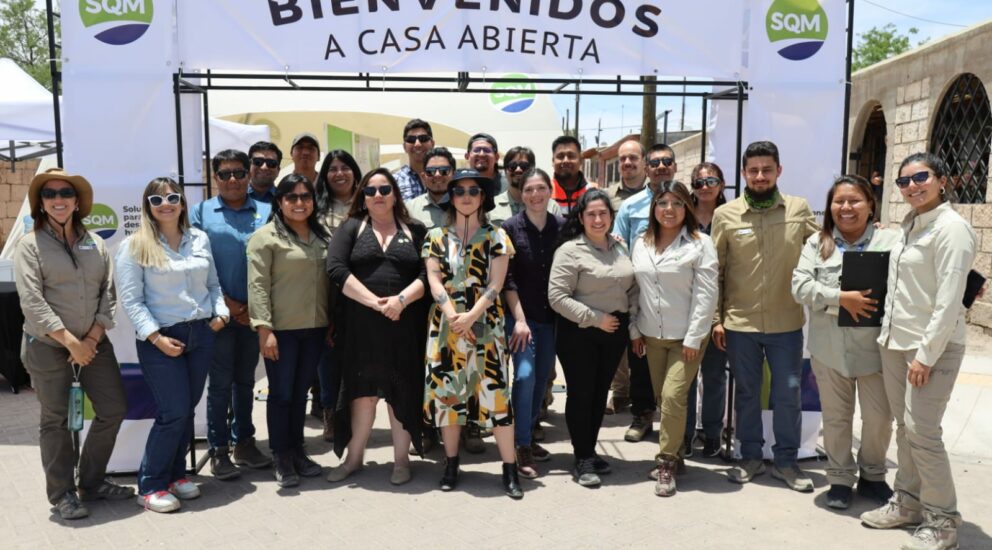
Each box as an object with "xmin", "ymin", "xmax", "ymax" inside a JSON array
[
  {"xmin": 394, "ymin": 118, "xmax": 435, "ymax": 201},
  {"xmin": 550, "ymin": 135, "xmax": 591, "ymax": 214},
  {"xmin": 247, "ymin": 141, "xmax": 283, "ymax": 204},
  {"xmin": 489, "ymin": 145, "xmax": 561, "ymax": 227},
  {"xmin": 465, "ymin": 132, "xmax": 509, "ymax": 195},
  {"xmin": 290, "ymin": 133, "xmax": 320, "ymax": 185},
  {"xmin": 190, "ymin": 150, "xmax": 273, "ymax": 480},
  {"xmin": 408, "ymin": 146, "xmax": 455, "ymax": 230},
  {"xmin": 15, "ymin": 168, "xmax": 133, "ymax": 519}
]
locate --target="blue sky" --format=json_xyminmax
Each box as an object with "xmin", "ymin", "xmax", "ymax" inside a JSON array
[{"xmin": 551, "ymin": 0, "xmax": 992, "ymax": 149}]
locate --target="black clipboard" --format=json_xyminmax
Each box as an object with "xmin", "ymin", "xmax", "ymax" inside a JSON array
[{"xmin": 838, "ymin": 251, "xmax": 889, "ymax": 327}]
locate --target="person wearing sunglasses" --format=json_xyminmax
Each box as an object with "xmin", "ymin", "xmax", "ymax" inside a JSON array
[
  {"xmin": 683, "ymin": 162, "xmax": 729, "ymax": 459},
  {"xmin": 116, "ymin": 178, "xmax": 229, "ymax": 513},
  {"xmin": 247, "ymin": 141, "xmax": 283, "ymax": 204},
  {"xmin": 548, "ymin": 189, "xmax": 638, "ymax": 488},
  {"xmin": 324, "ymin": 168, "xmax": 428, "ymax": 486},
  {"xmin": 550, "ymin": 135, "xmax": 592, "ymax": 215},
  {"xmin": 408, "ymin": 147, "xmax": 457, "ymax": 231},
  {"xmin": 490, "ymin": 145, "xmax": 561, "ymax": 227},
  {"xmin": 247, "ymin": 174, "xmax": 330, "ymax": 488},
  {"xmin": 860, "ymin": 153, "xmax": 977, "ymax": 550},
  {"xmin": 189, "ymin": 150, "xmax": 274, "ymax": 482},
  {"xmin": 394, "ymin": 118, "xmax": 435, "ymax": 201},
  {"xmin": 629, "ymin": 182, "xmax": 718, "ymax": 497},
  {"xmin": 423, "ymin": 168, "xmax": 522, "ymax": 499},
  {"xmin": 290, "ymin": 133, "xmax": 321, "ymax": 186},
  {"xmin": 791, "ymin": 175, "xmax": 899, "ymax": 511},
  {"xmin": 711, "ymin": 141, "xmax": 818, "ymax": 492},
  {"xmin": 14, "ymin": 168, "xmax": 131, "ymax": 520},
  {"xmin": 612, "ymin": 143, "xmax": 678, "ymax": 445}
]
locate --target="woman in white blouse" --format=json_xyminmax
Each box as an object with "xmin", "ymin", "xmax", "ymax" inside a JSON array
[{"xmin": 629, "ymin": 181, "xmax": 718, "ymax": 498}]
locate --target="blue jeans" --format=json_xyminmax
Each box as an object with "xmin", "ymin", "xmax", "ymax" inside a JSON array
[
  {"xmin": 685, "ymin": 338, "xmax": 728, "ymax": 441},
  {"xmin": 264, "ymin": 327, "xmax": 324, "ymax": 453},
  {"xmin": 136, "ymin": 319, "xmax": 215, "ymax": 494},
  {"xmin": 317, "ymin": 342, "xmax": 340, "ymax": 409},
  {"xmin": 206, "ymin": 322, "xmax": 259, "ymax": 450},
  {"xmin": 725, "ymin": 329, "xmax": 803, "ymax": 466},
  {"xmin": 509, "ymin": 320, "xmax": 557, "ymax": 447}
]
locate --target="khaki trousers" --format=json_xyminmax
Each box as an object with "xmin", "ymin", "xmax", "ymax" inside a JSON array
[
  {"xmin": 811, "ymin": 358, "xmax": 892, "ymax": 487},
  {"xmin": 609, "ymin": 353, "xmax": 630, "ymax": 398},
  {"xmin": 879, "ymin": 344, "xmax": 964, "ymax": 518},
  {"xmin": 22, "ymin": 335, "xmax": 127, "ymax": 504},
  {"xmin": 644, "ymin": 337, "xmax": 704, "ymax": 458}
]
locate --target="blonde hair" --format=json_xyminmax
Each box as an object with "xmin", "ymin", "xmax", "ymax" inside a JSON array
[{"xmin": 126, "ymin": 178, "xmax": 190, "ymax": 268}]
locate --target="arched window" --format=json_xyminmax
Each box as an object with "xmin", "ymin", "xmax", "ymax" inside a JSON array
[{"xmin": 929, "ymin": 73, "xmax": 991, "ymax": 204}]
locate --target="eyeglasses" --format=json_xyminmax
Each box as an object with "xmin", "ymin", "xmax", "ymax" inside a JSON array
[
  {"xmin": 471, "ymin": 146, "xmax": 494, "ymax": 155},
  {"xmin": 282, "ymin": 192, "xmax": 313, "ymax": 204},
  {"xmin": 895, "ymin": 171, "xmax": 931, "ymax": 188},
  {"xmin": 216, "ymin": 169, "xmax": 248, "ymax": 181},
  {"xmin": 40, "ymin": 188, "xmax": 77, "ymax": 200},
  {"xmin": 692, "ymin": 177, "xmax": 722, "ymax": 189},
  {"xmin": 451, "ymin": 186, "xmax": 482, "ymax": 197},
  {"xmin": 251, "ymin": 157, "xmax": 279, "ymax": 168},
  {"xmin": 647, "ymin": 157, "xmax": 675, "ymax": 168},
  {"xmin": 507, "ymin": 161, "xmax": 531, "ymax": 172},
  {"xmin": 424, "ymin": 166, "xmax": 451, "ymax": 177},
  {"xmin": 147, "ymin": 193, "xmax": 182, "ymax": 207},
  {"xmin": 362, "ymin": 185, "xmax": 393, "ymax": 197},
  {"xmin": 404, "ymin": 134, "xmax": 433, "ymax": 144},
  {"xmin": 656, "ymin": 199, "xmax": 686, "ymax": 209}
]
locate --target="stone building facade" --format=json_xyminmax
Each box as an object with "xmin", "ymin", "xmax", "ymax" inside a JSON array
[{"xmin": 0, "ymin": 159, "xmax": 39, "ymax": 252}]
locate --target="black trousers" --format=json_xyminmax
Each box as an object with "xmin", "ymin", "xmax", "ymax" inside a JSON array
[
  {"xmin": 628, "ymin": 347, "xmax": 658, "ymax": 416},
  {"xmin": 556, "ymin": 315, "xmax": 629, "ymax": 460}
]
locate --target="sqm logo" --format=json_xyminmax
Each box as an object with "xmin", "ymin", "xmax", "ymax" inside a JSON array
[
  {"xmin": 80, "ymin": 0, "xmax": 154, "ymax": 46},
  {"xmin": 82, "ymin": 203, "xmax": 119, "ymax": 240},
  {"xmin": 490, "ymin": 75, "xmax": 537, "ymax": 114},
  {"xmin": 766, "ymin": 0, "xmax": 828, "ymax": 61}
]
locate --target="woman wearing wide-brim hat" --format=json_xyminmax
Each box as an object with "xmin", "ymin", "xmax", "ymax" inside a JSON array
[
  {"xmin": 422, "ymin": 168, "xmax": 523, "ymax": 498},
  {"xmin": 14, "ymin": 168, "xmax": 133, "ymax": 520}
]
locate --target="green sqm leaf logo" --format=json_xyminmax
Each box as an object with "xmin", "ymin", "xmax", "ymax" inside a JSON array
[
  {"xmin": 490, "ymin": 75, "xmax": 537, "ymax": 114},
  {"xmin": 80, "ymin": 0, "xmax": 154, "ymax": 45},
  {"xmin": 83, "ymin": 203, "xmax": 119, "ymax": 240},
  {"xmin": 766, "ymin": 0, "xmax": 828, "ymax": 61}
]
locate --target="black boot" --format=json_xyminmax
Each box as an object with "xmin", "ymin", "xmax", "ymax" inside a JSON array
[
  {"xmin": 274, "ymin": 452, "xmax": 300, "ymax": 488},
  {"xmin": 440, "ymin": 455, "xmax": 459, "ymax": 491},
  {"xmin": 502, "ymin": 462, "xmax": 524, "ymax": 499}
]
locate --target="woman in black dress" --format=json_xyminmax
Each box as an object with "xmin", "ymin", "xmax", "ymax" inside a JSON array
[{"xmin": 325, "ymin": 168, "xmax": 428, "ymax": 485}]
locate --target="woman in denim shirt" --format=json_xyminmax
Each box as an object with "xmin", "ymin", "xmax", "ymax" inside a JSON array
[{"xmin": 116, "ymin": 178, "xmax": 229, "ymax": 514}]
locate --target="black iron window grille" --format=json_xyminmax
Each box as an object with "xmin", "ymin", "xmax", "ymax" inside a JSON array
[{"xmin": 929, "ymin": 73, "xmax": 991, "ymax": 204}]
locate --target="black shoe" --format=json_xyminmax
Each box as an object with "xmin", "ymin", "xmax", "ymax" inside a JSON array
[
  {"xmin": 501, "ymin": 462, "xmax": 524, "ymax": 499},
  {"xmin": 210, "ymin": 447, "xmax": 242, "ymax": 480},
  {"xmin": 701, "ymin": 437, "xmax": 721, "ymax": 458},
  {"xmin": 274, "ymin": 453, "xmax": 300, "ymax": 488},
  {"xmin": 440, "ymin": 455, "xmax": 460, "ymax": 491},
  {"xmin": 53, "ymin": 491, "xmax": 89, "ymax": 520},
  {"xmin": 857, "ymin": 478, "xmax": 895, "ymax": 505},
  {"xmin": 573, "ymin": 457, "xmax": 601, "ymax": 487},
  {"xmin": 591, "ymin": 454, "xmax": 612, "ymax": 475},
  {"xmin": 826, "ymin": 484, "xmax": 853, "ymax": 509},
  {"xmin": 292, "ymin": 449, "xmax": 323, "ymax": 477},
  {"xmin": 683, "ymin": 437, "xmax": 695, "ymax": 458}
]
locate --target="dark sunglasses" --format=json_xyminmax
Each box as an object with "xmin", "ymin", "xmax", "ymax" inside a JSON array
[
  {"xmin": 894, "ymin": 171, "xmax": 931, "ymax": 188},
  {"xmin": 692, "ymin": 177, "xmax": 722, "ymax": 189},
  {"xmin": 647, "ymin": 157, "xmax": 675, "ymax": 168},
  {"xmin": 507, "ymin": 161, "xmax": 531, "ymax": 172},
  {"xmin": 147, "ymin": 193, "xmax": 182, "ymax": 207},
  {"xmin": 282, "ymin": 192, "xmax": 313, "ymax": 204},
  {"xmin": 404, "ymin": 134, "xmax": 433, "ymax": 144},
  {"xmin": 362, "ymin": 185, "xmax": 393, "ymax": 197},
  {"xmin": 217, "ymin": 169, "xmax": 248, "ymax": 181},
  {"xmin": 451, "ymin": 186, "xmax": 482, "ymax": 197},
  {"xmin": 424, "ymin": 166, "xmax": 451, "ymax": 177},
  {"xmin": 40, "ymin": 188, "xmax": 77, "ymax": 200},
  {"xmin": 251, "ymin": 157, "xmax": 279, "ymax": 168}
]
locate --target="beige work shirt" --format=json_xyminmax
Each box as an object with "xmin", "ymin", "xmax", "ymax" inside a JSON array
[
  {"xmin": 247, "ymin": 222, "xmax": 329, "ymax": 331},
  {"xmin": 878, "ymin": 202, "xmax": 977, "ymax": 366},
  {"xmin": 712, "ymin": 193, "xmax": 818, "ymax": 333},
  {"xmin": 407, "ymin": 193, "xmax": 448, "ymax": 230},
  {"xmin": 320, "ymin": 198, "xmax": 352, "ymax": 238},
  {"xmin": 606, "ymin": 180, "xmax": 646, "ymax": 212},
  {"xmin": 14, "ymin": 228, "xmax": 116, "ymax": 346},
  {"xmin": 548, "ymin": 235, "xmax": 639, "ymax": 338},
  {"xmin": 791, "ymin": 226, "xmax": 901, "ymax": 377}
]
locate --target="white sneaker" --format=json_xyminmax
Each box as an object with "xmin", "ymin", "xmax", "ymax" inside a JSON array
[
  {"xmin": 136, "ymin": 491, "xmax": 181, "ymax": 513},
  {"xmin": 168, "ymin": 478, "xmax": 201, "ymax": 500}
]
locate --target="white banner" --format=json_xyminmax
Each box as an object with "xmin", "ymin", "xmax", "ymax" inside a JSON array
[{"xmin": 176, "ymin": 0, "xmax": 745, "ymax": 77}]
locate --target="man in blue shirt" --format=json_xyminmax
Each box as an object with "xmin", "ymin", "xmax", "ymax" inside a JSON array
[
  {"xmin": 247, "ymin": 141, "xmax": 282, "ymax": 204},
  {"xmin": 190, "ymin": 149, "xmax": 273, "ymax": 479},
  {"xmin": 611, "ymin": 143, "xmax": 678, "ymax": 443}
]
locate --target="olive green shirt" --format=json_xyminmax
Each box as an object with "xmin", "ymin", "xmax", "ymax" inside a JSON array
[
  {"xmin": 247, "ymin": 222, "xmax": 330, "ymax": 331},
  {"xmin": 407, "ymin": 192, "xmax": 449, "ymax": 230},
  {"xmin": 606, "ymin": 180, "xmax": 646, "ymax": 211}
]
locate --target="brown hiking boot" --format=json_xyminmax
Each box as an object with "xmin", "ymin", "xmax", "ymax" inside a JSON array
[
  {"xmin": 516, "ymin": 446, "xmax": 538, "ymax": 479},
  {"xmin": 322, "ymin": 409, "xmax": 335, "ymax": 442},
  {"xmin": 232, "ymin": 437, "xmax": 273, "ymax": 469},
  {"xmin": 654, "ymin": 458, "xmax": 677, "ymax": 497}
]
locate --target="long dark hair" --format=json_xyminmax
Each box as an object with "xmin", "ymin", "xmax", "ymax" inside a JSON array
[
  {"xmin": 818, "ymin": 175, "xmax": 876, "ymax": 260},
  {"xmin": 644, "ymin": 181, "xmax": 700, "ymax": 250},
  {"xmin": 346, "ymin": 168, "xmax": 413, "ymax": 224},
  {"xmin": 315, "ymin": 149, "xmax": 362, "ymax": 214},
  {"xmin": 690, "ymin": 162, "xmax": 727, "ymax": 207},
  {"xmin": 556, "ymin": 189, "xmax": 614, "ymax": 249},
  {"xmin": 270, "ymin": 174, "xmax": 329, "ymax": 242}
]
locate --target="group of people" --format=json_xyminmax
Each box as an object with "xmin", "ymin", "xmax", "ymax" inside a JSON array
[{"xmin": 14, "ymin": 118, "xmax": 980, "ymax": 549}]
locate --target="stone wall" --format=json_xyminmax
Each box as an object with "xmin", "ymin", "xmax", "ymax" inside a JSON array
[{"xmin": 0, "ymin": 159, "xmax": 41, "ymax": 251}]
